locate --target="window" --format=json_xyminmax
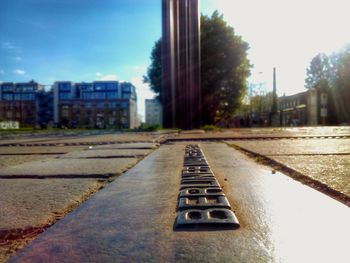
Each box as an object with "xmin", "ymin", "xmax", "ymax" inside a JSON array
[
  {"xmin": 106, "ymin": 83, "xmax": 118, "ymax": 90},
  {"xmin": 85, "ymin": 102, "xmax": 92, "ymax": 108},
  {"xmin": 2, "ymin": 94, "xmax": 13, "ymax": 100},
  {"xmin": 22, "ymin": 93, "xmax": 35, "ymax": 100},
  {"xmin": 106, "ymin": 92, "xmax": 117, "ymax": 99},
  {"xmin": 93, "ymin": 92, "xmax": 106, "ymax": 100},
  {"xmin": 14, "ymin": 94, "xmax": 21, "ymax": 100},
  {"xmin": 122, "ymin": 85, "xmax": 131, "ymax": 92},
  {"xmin": 96, "ymin": 102, "xmax": 104, "ymax": 109},
  {"xmin": 82, "ymin": 92, "xmax": 94, "ymax": 100},
  {"xmin": 59, "ymin": 93, "xmax": 71, "ymax": 100},
  {"xmin": 22, "ymin": 86, "xmax": 35, "ymax": 92},
  {"xmin": 122, "ymin": 93, "xmax": 131, "ymax": 99},
  {"xmin": 79, "ymin": 84, "xmax": 93, "ymax": 91},
  {"xmin": 59, "ymin": 83, "xmax": 71, "ymax": 91},
  {"xmin": 2, "ymin": 86, "xmax": 14, "ymax": 92},
  {"xmin": 109, "ymin": 102, "xmax": 116, "ymax": 109},
  {"xmin": 120, "ymin": 102, "xmax": 128, "ymax": 109}
]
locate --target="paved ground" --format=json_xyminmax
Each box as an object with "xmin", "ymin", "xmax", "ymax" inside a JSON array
[
  {"xmin": 228, "ymin": 139, "xmax": 350, "ymax": 197},
  {"xmin": 0, "ymin": 132, "xmax": 161, "ymax": 262},
  {"xmin": 173, "ymin": 127, "xmax": 350, "ymax": 140},
  {"xmin": 1, "ymin": 128, "xmax": 349, "ymax": 262},
  {"xmin": 7, "ymin": 142, "xmax": 350, "ymax": 263}
]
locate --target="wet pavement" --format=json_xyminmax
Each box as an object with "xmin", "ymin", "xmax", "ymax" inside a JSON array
[
  {"xmin": 228, "ymin": 139, "xmax": 350, "ymax": 197},
  {"xmin": 7, "ymin": 142, "xmax": 350, "ymax": 263}
]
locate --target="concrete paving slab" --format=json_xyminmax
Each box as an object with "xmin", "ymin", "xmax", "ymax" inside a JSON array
[
  {"xmin": 173, "ymin": 127, "xmax": 350, "ymax": 141},
  {"xmin": 0, "ymin": 155, "xmax": 61, "ymax": 169},
  {"xmin": 0, "ymin": 158, "xmax": 138, "ymax": 178},
  {"xmin": 0, "ymin": 146, "xmax": 88, "ymax": 155},
  {"xmin": 38, "ymin": 133, "xmax": 161, "ymax": 145},
  {"xmin": 271, "ymin": 155, "xmax": 350, "ymax": 196},
  {"xmin": 227, "ymin": 140, "xmax": 350, "ymax": 198},
  {"xmin": 0, "ymin": 137, "xmax": 62, "ymax": 146},
  {"xmin": 0, "ymin": 179, "xmax": 103, "ymax": 263},
  {"xmin": 0, "ymin": 179, "xmax": 102, "ymax": 231},
  {"xmin": 230, "ymin": 139, "xmax": 350, "ymax": 155},
  {"xmin": 60, "ymin": 149, "xmax": 152, "ymax": 159},
  {"xmin": 8, "ymin": 143, "xmax": 350, "ymax": 263}
]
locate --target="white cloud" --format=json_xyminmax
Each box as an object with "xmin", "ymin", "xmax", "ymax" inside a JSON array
[
  {"xmin": 131, "ymin": 74, "xmax": 156, "ymax": 122},
  {"xmin": 100, "ymin": 74, "xmax": 118, "ymax": 81},
  {"xmin": 132, "ymin": 65, "xmax": 148, "ymax": 74},
  {"xmin": 2, "ymin": 42, "xmax": 15, "ymax": 49},
  {"xmin": 13, "ymin": 69, "xmax": 26, "ymax": 75},
  {"xmin": 95, "ymin": 72, "xmax": 119, "ymax": 81}
]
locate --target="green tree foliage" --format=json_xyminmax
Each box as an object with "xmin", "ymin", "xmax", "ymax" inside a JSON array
[
  {"xmin": 332, "ymin": 46, "xmax": 350, "ymax": 122},
  {"xmin": 144, "ymin": 11, "xmax": 251, "ymax": 125},
  {"xmin": 200, "ymin": 11, "xmax": 250, "ymax": 124},
  {"xmin": 143, "ymin": 39, "xmax": 162, "ymax": 102},
  {"xmin": 305, "ymin": 53, "xmax": 331, "ymax": 90},
  {"xmin": 305, "ymin": 46, "xmax": 350, "ymax": 123}
]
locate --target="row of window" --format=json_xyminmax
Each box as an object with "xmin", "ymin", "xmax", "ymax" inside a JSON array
[
  {"xmin": 59, "ymin": 83, "xmax": 119, "ymax": 92},
  {"xmin": 59, "ymin": 92, "xmax": 132, "ymax": 100},
  {"xmin": 1, "ymin": 87, "xmax": 35, "ymax": 92},
  {"xmin": 60, "ymin": 102, "xmax": 129, "ymax": 109},
  {"xmin": 1, "ymin": 93, "xmax": 36, "ymax": 101}
]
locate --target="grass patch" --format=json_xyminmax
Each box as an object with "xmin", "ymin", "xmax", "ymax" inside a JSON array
[{"xmin": 202, "ymin": 125, "xmax": 221, "ymax": 131}]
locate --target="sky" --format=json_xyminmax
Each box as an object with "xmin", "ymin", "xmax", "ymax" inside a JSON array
[{"xmin": 1, "ymin": 0, "xmax": 350, "ymax": 120}]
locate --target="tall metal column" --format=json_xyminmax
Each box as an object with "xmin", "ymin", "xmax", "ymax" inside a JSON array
[{"xmin": 162, "ymin": 0, "xmax": 201, "ymax": 129}]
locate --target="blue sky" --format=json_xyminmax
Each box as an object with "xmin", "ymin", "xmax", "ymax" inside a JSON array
[{"xmin": 1, "ymin": 0, "xmax": 350, "ymax": 119}]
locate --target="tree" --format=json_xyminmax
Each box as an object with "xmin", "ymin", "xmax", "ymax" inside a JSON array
[
  {"xmin": 143, "ymin": 39, "xmax": 162, "ymax": 102},
  {"xmin": 305, "ymin": 53, "xmax": 331, "ymax": 90},
  {"xmin": 200, "ymin": 11, "xmax": 251, "ymax": 124},
  {"xmin": 331, "ymin": 46, "xmax": 350, "ymax": 123},
  {"xmin": 305, "ymin": 47, "xmax": 350, "ymax": 123},
  {"xmin": 143, "ymin": 11, "xmax": 251, "ymax": 125}
]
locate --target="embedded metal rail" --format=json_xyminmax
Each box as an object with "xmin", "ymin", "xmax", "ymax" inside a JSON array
[{"xmin": 175, "ymin": 144, "xmax": 240, "ymax": 229}]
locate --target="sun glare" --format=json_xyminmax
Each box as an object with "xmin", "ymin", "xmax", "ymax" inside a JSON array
[{"xmin": 202, "ymin": 0, "xmax": 350, "ymax": 95}]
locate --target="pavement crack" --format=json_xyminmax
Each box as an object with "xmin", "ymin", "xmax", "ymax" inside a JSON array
[
  {"xmin": 61, "ymin": 155, "xmax": 145, "ymax": 159},
  {"xmin": 267, "ymin": 153, "xmax": 350, "ymax": 156},
  {"xmin": 0, "ymin": 174, "xmax": 115, "ymax": 179},
  {"xmin": 0, "ymin": 153, "xmax": 66, "ymax": 156}
]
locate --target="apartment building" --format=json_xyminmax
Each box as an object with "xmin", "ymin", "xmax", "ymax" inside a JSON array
[
  {"xmin": 53, "ymin": 80, "xmax": 138, "ymax": 129},
  {"xmin": 0, "ymin": 81, "xmax": 53, "ymax": 127}
]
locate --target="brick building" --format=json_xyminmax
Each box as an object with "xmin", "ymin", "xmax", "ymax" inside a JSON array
[
  {"xmin": 53, "ymin": 81, "xmax": 138, "ymax": 129},
  {"xmin": 0, "ymin": 81, "xmax": 52, "ymax": 127},
  {"xmin": 279, "ymin": 88, "xmax": 330, "ymax": 126}
]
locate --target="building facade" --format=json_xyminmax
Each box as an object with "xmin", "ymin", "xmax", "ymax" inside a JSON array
[
  {"xmin": 145, "ymin": 99, "xmax": 162, "ymax": 126},
  {"xmin": 278, "ymin": 88, "xmax": 330, "ymax": 126},
  {"xmin": 53, "ymin": 81, "xmax": 137, "ymax": 129},
  {"xmin": 0, "ymin": 81, "xmax": 53, "ymax": 127}
]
